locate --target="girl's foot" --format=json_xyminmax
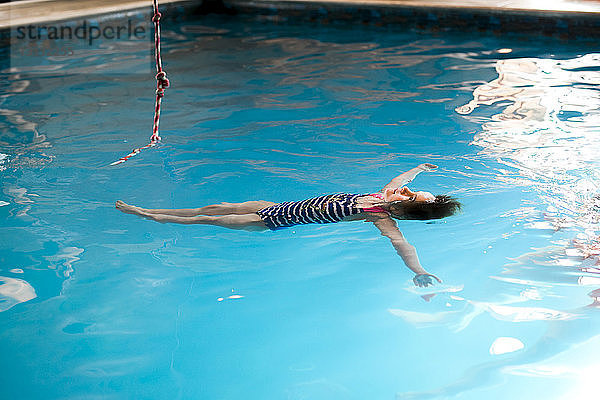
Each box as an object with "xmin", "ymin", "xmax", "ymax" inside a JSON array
[{"xmin": 115, "ymin": 200, "xmax": 142, "ymax": 215}]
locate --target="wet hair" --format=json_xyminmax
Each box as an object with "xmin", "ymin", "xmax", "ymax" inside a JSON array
[{"xmin": 382, "ymin": 195, "xmax": 462, "ymax": 220}]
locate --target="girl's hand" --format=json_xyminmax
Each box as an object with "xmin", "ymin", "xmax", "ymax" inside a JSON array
[
  {"xmin": 413, "ymin": 273, "xmax": 442, "ymax": 287},
  {"xmin": 419, "ymin": 163, "xmax": 438, "ymax": 171}
]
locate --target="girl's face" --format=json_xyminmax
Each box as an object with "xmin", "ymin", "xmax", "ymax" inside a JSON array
[{"xmin": 384, "ymin": 187, "xmax": 435, "ymax": 203}]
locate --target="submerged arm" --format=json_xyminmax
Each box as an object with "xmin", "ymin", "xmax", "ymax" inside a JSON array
[
  {"xmin": 371, "ymin": 216, "xmax": 442, "ymax": 287},
  {"xmin": 381, "ymin": 163, "xmax": 438, "ymax": 192}
]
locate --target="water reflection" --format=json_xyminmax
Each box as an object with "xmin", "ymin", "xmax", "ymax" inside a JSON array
[
  {"xmin": 0, "ymin": 73, "xmax": 48, "ymax": 152},
  {"xmin": 489, "ymin": 336, "xmax": 524, "ymax": 355},
  {"xmin": 44, "ymin": 246, "xmax": 84, "ymax": 279},
  {"xmin": 395, "ymin": 288, "xmax": 600, "ymax": 400},
  {"xmin": 413, "ymin": 52, "xmax": 600, "ymax": 399},
  {"xmin": 457, "ymin": 54, "xmax": 600, "ymax": 227},
  {"xmin": 0, "ymin": 181, "xmax": 84, "ymax": 306},
  {"xmin": 0, "ymin": 276, "xmax": 36, "ymax": 312},
  {"xmin": 456, "ymin": 52, "xmax": 600, "ymax": 305},
  {"xmin": 455, "ymin": 52, "xmax": 600, "ymax": 288},
  {"xmin": 390, "ymin": 290, "xmax": 579, "ymax": 333}
]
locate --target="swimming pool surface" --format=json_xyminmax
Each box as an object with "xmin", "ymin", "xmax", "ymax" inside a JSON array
[{"xmin": 2, "ymin": 13, "xmax": 600, "ymax": 399}]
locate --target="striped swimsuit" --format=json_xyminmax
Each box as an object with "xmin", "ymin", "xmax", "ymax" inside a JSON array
[{"xmin": 256, "ymin": 193, "xmax": 386, "ymax": 230}]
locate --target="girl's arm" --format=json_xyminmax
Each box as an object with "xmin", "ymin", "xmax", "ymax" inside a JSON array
[
  {"xmin": 381, "ymin": 163, "xmax": 438, "ymax": 192},
  {"xmin": 371, "ymin": 216, "xmax": 442, "ymax": 287}
]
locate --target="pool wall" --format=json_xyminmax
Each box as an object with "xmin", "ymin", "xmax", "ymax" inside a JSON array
[
  {"xmin": 1, "ymin": 0, "xmax": 600, "ymax": 39},
  {"xmin": 225, "ymin": 0, "xmax": 600, "ymax": 38}
]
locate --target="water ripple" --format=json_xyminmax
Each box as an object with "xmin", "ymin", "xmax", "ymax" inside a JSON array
[{"xmin": 457, "ymin": 53, "xmax": 600, "ymax": 227}]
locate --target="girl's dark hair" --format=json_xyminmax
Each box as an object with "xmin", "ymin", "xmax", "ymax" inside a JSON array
[{"xmin": 383, "ymin": 195, "xmax": 462, "ymax": 220}]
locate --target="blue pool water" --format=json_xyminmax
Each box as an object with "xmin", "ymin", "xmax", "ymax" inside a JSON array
[{"xmin": 2, "ymin": 13, "xmax": 600, "ymax": 399}]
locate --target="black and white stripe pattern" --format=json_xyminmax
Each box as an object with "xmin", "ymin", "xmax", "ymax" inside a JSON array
[{"xmin": 256, "ymin": 193, "xmax": 364, "ymax": 230}]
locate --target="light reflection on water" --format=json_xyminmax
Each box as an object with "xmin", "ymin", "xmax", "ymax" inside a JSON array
[
  {"xmin": 457, "ymin": 54, "xmax": 600, "ymax": 224},
  {"xmin": 0, "ymin": 276, "xmax": 36, "ymax": 312},
  {"xmin": 397, "ymin": 52, "xmax": 600, "ymax": 400},
  {"xmin": 455, "ymin": 52, "xmax": 600, "ymax": 292}
]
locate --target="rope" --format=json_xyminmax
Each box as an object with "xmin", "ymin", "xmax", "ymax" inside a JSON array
[{"xmin": 110, "ymin": 0, "xmax": 170, "ymax": 166}]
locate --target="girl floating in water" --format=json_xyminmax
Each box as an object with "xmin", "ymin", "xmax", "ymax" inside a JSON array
[{"xmin": 116, "ymin": 163, "xmax": 461, "ymax": 287}]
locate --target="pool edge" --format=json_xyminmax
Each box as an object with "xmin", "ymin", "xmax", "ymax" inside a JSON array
[{"xmin": 1, "ymin": 0, "xmax": 600, "ymax": 37}]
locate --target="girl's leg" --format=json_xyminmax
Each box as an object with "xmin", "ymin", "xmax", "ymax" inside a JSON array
[
  {"xmin": 125, "ymin": 207, "xmax": 269, "ymax": 231},
  {"xmin": 195, "ymin": 200, "xmax": 276, "ymax": 215},
  {"xmin": 116, "ymin": 200, "xmax": 275, "ymax": 217}
]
